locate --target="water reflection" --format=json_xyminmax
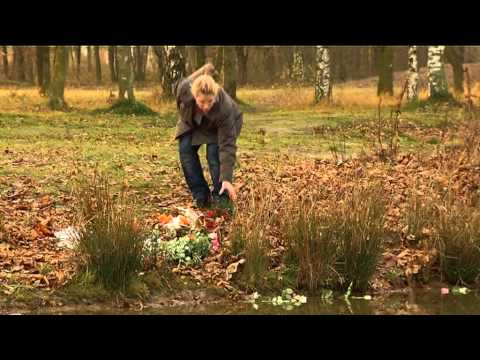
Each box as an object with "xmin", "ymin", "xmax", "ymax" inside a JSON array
[{"xmin": 16, "ymin": 289, "xmax": 480, "ymax": 315}]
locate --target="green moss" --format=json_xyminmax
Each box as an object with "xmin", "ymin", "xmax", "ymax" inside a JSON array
[
  {"xmin": 93, "ymin": 99, "xmax": 157, "ymax": 116},
  {"xmin": 5, "ymin": 286, "xmax": 46, "ymax": 307}
]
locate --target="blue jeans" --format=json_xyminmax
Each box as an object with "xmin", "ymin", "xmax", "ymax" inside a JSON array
[{"xmin": 179, "ymin": 132, "xmax": 225, "ymax": 203}]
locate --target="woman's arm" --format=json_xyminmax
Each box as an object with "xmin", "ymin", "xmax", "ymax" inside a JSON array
[{"xmin": 187, "ymin": 63, "xmax": 216, "ymax": 82}]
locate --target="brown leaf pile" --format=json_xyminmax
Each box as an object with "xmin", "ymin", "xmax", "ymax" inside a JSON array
[{"xmin": 1, "ymin": 138, "xmax": 479, "ymax": 297}]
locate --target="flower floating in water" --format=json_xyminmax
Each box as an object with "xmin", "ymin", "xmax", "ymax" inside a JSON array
[
  {"xmin": 247, "ymin": 288, "xmax": 307, "ymax": 311},
  {"xmin": 451, "ymin": 287, "xmax": 470, "ymax": 295}
]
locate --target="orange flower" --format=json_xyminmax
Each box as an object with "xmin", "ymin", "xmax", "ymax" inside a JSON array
[
  {"xmin": 156, "ymin": 214, "xmax": 173, "ymax": 225},
  {"xmin": 179, "ymin": 215, "xmax": 190, "ymax": 226}
]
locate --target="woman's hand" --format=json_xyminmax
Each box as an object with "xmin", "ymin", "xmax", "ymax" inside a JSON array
[
  {"xmin": 203, "ymin": 63, "xmax": 215, "ymax": 76},
  {"xmin": 188, "ymin": 63, "xmax": 216, "ymax": 82},
  {"xmin": 219, "ymin": 181, "xmax": 237, "ymax": 201}
]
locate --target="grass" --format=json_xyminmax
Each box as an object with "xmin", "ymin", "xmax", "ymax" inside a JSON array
[
  {"xmin": 281, "ymin": 197, "xmax": 339, "ymax": 291},
  {"xmin": 434, "ymin": 198, "xmax": 480, "ymax": 285},
  {"xmin": 335, "ymin": 185, "xmax": 386, "ymax": 291},
  {"xmin": 282, "ymin": 185, "xmax": 386, "ymax": 292},
  {"xmin": 229, "ymin": 183, "xmax": 279, "ymax": 290},
  {"xmin": 403, "ymin": 186, "xmax": 437, "ymax": 246},
  {"xmin": 0, "ymin": 84, "xmax": 468, "ymax": 197},
  {"xmin": 73, "ymin": 170, "xmax": 145, "ymax": 292},
  {"xmin": 1, "ymin": 83, "xmax": 479, "ymax": 295}
]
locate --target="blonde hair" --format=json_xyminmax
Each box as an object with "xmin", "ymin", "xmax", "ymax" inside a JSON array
[{"xmin": 191, "ymin": 74, "xmax": 220, "ymax": 98}]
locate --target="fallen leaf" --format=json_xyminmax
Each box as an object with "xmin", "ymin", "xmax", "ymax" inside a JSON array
[
  {"xmin": 226, "ymin": 259, "xmax": 246, "ymax": 280},
  {"xmin": 34, "ymin": 222, "xmax": 53, "ymax": 237},
  {"xmin": 38, "ymin": 195, "xmax": 53, "ymax": 209}
]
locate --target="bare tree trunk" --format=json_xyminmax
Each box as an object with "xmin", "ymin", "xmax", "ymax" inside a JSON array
[
  {"xmin": 214, "ymin": 46, "xmax": 223, "ymax": 76},
  {"xmin": 133, "ymin": 46, "xmax": 147, "ymax": 82},
  {"xmin": 353, "ymin": 47, "xmax": 362, "ymax": 79},
  {"xmin": 94, "ymin": 46, "xmax": 102, "ymax": 85},
  {"xmin": 108, "ymin": 46, "xmax": 117, "ymax": 82},
  {"xmin": 75, "ymin": 46, "xmax": 81, "ymax": 81},
  {"xmin": 117, "ymin": 46, "xmax": 135, "ymax": 102},
  {"xmin": 114, "ymin": 47, "xmax": 119, "ymax": 82},
  {"xmin": 359, "ymin": 47, "xmax": 368, "ymax": 78},
  {"xmin": 48, "ymin": 46, "xmax": 68, "ymax": 110},
  {"xmin": 25, "ymin": 47, "xmax": 35, "ymax": 84},
  {"xmin": 427, "ymin": 46, "xmax": 449, "ymax": 101},
  {"xmin": 36, "ymin": 46, "xmax": 51, "ymax": 95},
  {"xmin": 314, "ymin": 46, "xmax": 331, "ymax": 103},
  {"xmin": 69, "ymin": 47, "xmax": 75, "ymax": 76},
  {"xmin": 195, "ymin": 46, "xmax": 206, "ymax": 69},
  {"xmin": 445, "ymin": 46, "xmax": 464, "ymax": 95},
  {"xmin": 235, "ymin": 46, "xmax": 248, "ymax": 86},
  {"xmin": 142, "ymin": 46, "xmax": 149, "ymax": 81},
  {"xmin": 153, "ymin": 46, "xmax": 166, "ymax": 84},
  {"xmin": 13, "ymin": 46, "xmax": 26, "ymax": 82},
  {"xmin": 87, "ymin": 46, "xmax": 92, "ymax": 73},
  {"xmin": 332, "ymin": 47, "xmax": 346, "ymax": 83},
  {"xmin": 185, "ymin": 46, "xmax": 206, "ymax": 74},
  {"xmin": 36, "ymin": 46, "xmax": 44, "ymax": 87},
  {"xmin": 43, "ymin": 47, "xmax": 51, "ymax": 94},
  {"xmin": 407, "ymin": 46, "xmax": 419, "ymax": 101},
  {"xmin": 2, "ymin": 46, "xmax": 8, "ymax": 79},
  {"xmin": 223, "ymin": 46, "xmax": 237, "ymax": 100},
  {"xmin": 263, "ymin": 46, "xmax": 276, "ymax": 84},
  {"xmin": 185, "ymin": 46, "xmax": 196, "ymax": 74},
  {"xmin": 134, "ymin": 46, "xmax": 140, "ymax": 81},
  {"xmin": 376, "ymin": 46, "xmax": 394, "ymax": 96},
  {"xmin": 368, "ymin": 47, "xmax": 375, "ymax": 77}
]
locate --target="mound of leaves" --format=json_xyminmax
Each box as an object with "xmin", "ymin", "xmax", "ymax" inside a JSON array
[
  {"xmin": 403, "ymin": 96, "xmax": 462, "ymax": 112},
  {"xmin": 94, "ymin": 100, "xmax": 157, "ymax": 116}
]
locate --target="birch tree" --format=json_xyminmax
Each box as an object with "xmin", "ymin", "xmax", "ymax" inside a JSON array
[
  {"xmin": 314, "ymin": 46, "xmax": 331, "ymax": 103},
  {"xmin": 163, "ymin": 45, "xmax": 185, "ymax": 98},
  {"xmin": 427, "ymin": 46, "xmax": 449, "ymax": 101},
  {"xmin": 291, "ymin": 46, "xmax": 305, "ymax": 82},
  {"xmin": 406, "ymin": 46, "xmax": 418, "ymax": 101}
]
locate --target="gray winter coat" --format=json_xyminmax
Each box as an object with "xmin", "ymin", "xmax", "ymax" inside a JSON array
[{"xmin": 174, "ymin": 78, "xmax": 243, "ymax": 183}]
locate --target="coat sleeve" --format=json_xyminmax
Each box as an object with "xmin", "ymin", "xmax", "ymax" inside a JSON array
[
  {"xmin": 174, "ymin": 78, "xmax": 192, "ymax": 108},
  {"xmin": 217, "ymin": 110, "xmax": 238, "ymax": 183}
]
